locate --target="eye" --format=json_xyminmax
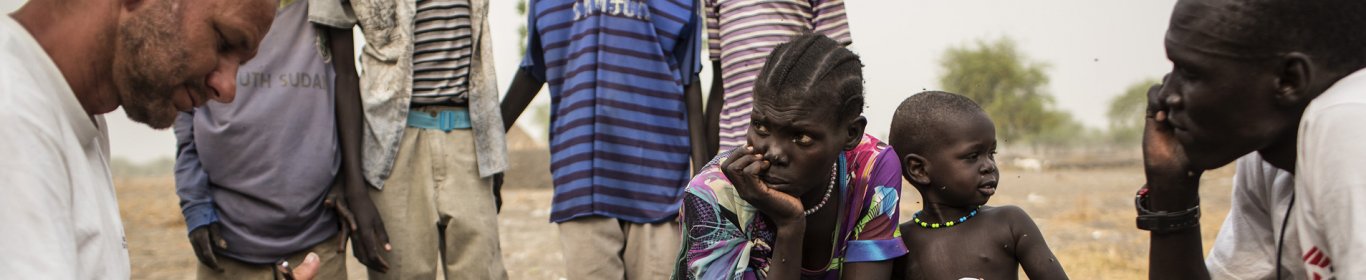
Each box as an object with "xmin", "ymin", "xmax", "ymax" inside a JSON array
[
  {"xmin": 963, "ymin": 152, "xmax": 979, "ymax": 161},
  {"xmin": 1173, "ymin": 65, "xmax": 1198, "ymax": 82},
  {"xmin": 215, "ymin": 29, "xmax": 232, "ymax": 53},
  {"xmin": 793, "ymin": 134, "xmax": 814, "ymax": 146},
  {"xmin": 754, "ymin": 124, "xmax": 770, "ymax": 135}
]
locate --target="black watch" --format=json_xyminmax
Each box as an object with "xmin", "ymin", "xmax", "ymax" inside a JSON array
[{"xmin": 1135, "ymin": 186, "xmax": 1200, "ymax": 234}]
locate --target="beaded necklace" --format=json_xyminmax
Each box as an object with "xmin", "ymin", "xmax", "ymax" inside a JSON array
[
  {"xmin": 802, "ymin": 162, "xmax": 839, "ymax": 216},
  {"xmin": 910, "ymin": 206, "xmax": 982, "ymax": 229}
]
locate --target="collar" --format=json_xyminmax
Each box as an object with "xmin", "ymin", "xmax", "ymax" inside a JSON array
[{"xmin": 1, "ymin": 16, "xmax": 102, "ymax": 143}]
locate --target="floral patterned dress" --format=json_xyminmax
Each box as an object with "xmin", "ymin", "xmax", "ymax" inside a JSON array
[{"xmin": 674, "ymin": 134, "xmax": 908, "ymax": 280}]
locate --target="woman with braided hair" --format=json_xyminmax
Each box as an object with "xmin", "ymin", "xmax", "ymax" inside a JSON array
[{"xmin": 673, "ymin": 34, "xmax": 907, "ymax": 280}]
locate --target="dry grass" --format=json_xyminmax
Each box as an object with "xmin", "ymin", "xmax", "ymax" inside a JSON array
[{"xmin": 116, "ymin": 164, "xmax": 1236, "ymax": 279}]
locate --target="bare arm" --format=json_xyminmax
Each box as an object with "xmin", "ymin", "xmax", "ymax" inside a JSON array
[
  {"xmin": 767, "ymin": 220, "xmax": 807, "ymax": 280},
  {"xmin": 328, "ymin": 26, "xmax": 391, "ymax": 272},
  {"xmin": 500, "ymin": 68, "xmax": 545, "ymax": 132},
  {"xmin": 705, "ymin": 60, "xmax": 723, "ymax": 155},
  {"xmin": 722, "ymin": 148, "xmax": 806, "ymax": 280},
  {"xmin": 1142, "ymin": 80, "xmax": 1209, "ymax": 280},
  {"xmin": 1006, "ymin": 206, "xmax": 1068, "ymax": 280},
  {"xmin": 1146, "ymin": 181, "xmax": 1207, "ymax": 280},
  {"xmin": 685, "ymin": 75, "xmax": 708, "ymax": 174}
]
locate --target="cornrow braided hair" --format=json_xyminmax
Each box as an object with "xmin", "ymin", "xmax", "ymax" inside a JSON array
[{"xmin": 753, "ymin": 34, "xmax": 865, "ymax": 123}]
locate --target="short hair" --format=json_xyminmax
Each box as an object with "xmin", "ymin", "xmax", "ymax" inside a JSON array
[
  {"xmin": 753, "ymin": 34, "xmax": 865, "ymax": 123},
  {"xmin": 1187, "ymin": 0, "xmax": 1366, "ymax": 71},
  {"xmin": 889, "ymin": 91, "xmax": 987, "ymax": 157}
]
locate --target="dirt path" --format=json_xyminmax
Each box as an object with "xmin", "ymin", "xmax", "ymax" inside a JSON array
[{"xmin": 118, "ymin": 165, "xmax": 1233, "ymax": 279}]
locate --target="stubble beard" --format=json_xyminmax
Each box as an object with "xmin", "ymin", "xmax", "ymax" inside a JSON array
[{"xmin": 113, "ymin": 0, "xmax": 192, "ymax": 129}]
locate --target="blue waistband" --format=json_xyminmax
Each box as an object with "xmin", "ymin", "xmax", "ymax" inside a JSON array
[{"xmin": 407, "ymin": 108, "xmax": 471, "ymax": 131}]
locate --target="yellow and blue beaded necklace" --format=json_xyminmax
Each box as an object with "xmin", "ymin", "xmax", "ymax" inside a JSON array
[{"xmin": 911, "ymin": 206, "xmax": 982, "ymax": 229}]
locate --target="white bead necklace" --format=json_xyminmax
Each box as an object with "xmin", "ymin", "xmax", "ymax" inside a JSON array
[{"xmin": 803, "ymin": 162, "xmax": 839, "ymax": 216}]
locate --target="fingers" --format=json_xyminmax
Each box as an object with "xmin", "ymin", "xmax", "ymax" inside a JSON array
[
  {"xmin": 191, "ymin": 230, "xmax": 222, "ymax": 271},
  {"xmin": 723, "ymin": 146, "xmax": 756, "ymax": 174},
  {"xmin": 337, "ymin": 223, "xmax": 350, "ymax": 253},
  {"xmin": 741, "ymin": 154, "xmax": 768, "ymax": 176},
  {"xmin": 1146, "ymin": 83, "xmax": 1164, "ymax": 118},
  {"xmin": 374, "ymin": 218, "xmax": 391, "ymax": 252},
  {"xmin": 351, "ymin": 217, "xmax": 391, "ymax": 272},
  {"xmin": 289, "ymin": 253, "xmax": 320, "ymax": 280},
  {"xmin": 363, "ymin": 227, "xmax": 391, "ymax": 272},
  {"xmin": 370, "ymin": 239, "xmax": 391, "ymax": 272},
  {"xmin": 211, "ymin": 224, "xmax": 229, "ymax": 250},
  {"xmin": 723, "ymin": 146, "xmax": 751, "ymax": 169},
  {"xmin": 335, "ymin": 200, "xmax": 357, "ymax": 232}
]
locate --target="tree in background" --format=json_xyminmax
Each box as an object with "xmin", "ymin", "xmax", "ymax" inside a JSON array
[
  {"xmin": 1106, "ymin": 79, "xmax": 1157, "ymax": 145},
  {"xmin": 517, "ymin": 0, "xmax": 528, "ymax": 53},
  {"xmin": 938, "ymin": 37, "xmax": 1082, "ymax": 147}
]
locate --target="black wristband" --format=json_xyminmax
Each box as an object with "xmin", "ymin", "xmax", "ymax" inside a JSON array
[{"xmin": 1135, "ymin": 186, "xmax": 1201, "ymax": 234}]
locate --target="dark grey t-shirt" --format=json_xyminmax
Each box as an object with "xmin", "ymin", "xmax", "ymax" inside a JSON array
[{"xmin": 188, "ymin": 0, "xmax": 339, "ymax": 263}]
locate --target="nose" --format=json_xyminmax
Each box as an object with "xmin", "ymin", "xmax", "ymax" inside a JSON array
[
  {"xmin": 753, "ymin": 140, "xmax": 788, "ymax": 166},
  {"xmin": 981, "ymin": 157, "xmax": 997, "ymax": 175},
  {"xmin": 1163, "ymin": 91, "xmax": 1183, "ymax": 111},
  {"xmin": 205, "ymin": 57, "xmax": 240, "ymax": 103}
]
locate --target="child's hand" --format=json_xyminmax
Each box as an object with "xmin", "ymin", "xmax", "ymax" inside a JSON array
[{"xmin": 722, "ymin": 145, "xmax": 805, "ymax": 225}]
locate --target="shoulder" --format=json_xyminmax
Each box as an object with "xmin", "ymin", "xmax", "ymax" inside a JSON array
[
  {"xmin": 846, "ymin": 133, "xmax": 889, "ymax": 159},
  {"xmin": 1300, "ymin": 85, "xmax": 1366, "ymax": 143},
  {"xmin": 979, "ymin": 205, "xmax": 1032, "ymax": 220},
  {"xmin": 0, "ymin": 67, "xmax": 64, "ymax": 145},
  {"xmin": 1302, "ymin": 71, "xmax": 1366, "ymax": 139},
  {"xmin": 979, "ymin": 205, "xmax": 1039, "ymax": 232},
  {"xmin": 847, "ymin": 134, "xmax": 902, "ymax": 182}
]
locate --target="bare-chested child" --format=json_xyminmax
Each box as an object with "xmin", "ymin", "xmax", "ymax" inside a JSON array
[{"xmin": 888, "ymin": 91, "xmax": 1068, "ymax": 280}]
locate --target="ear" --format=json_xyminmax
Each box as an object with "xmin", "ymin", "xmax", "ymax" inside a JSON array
[
  {"xmin": 1272, "ymin": 52, "xmax": 1315, "ymax": 107},
  {"xmin": 842, "ymin": 116, "xmax": 867, "ymax": 151},
  {"xmin": 902, "ymin": 153, "xmax": 931, "ymax": 186}
]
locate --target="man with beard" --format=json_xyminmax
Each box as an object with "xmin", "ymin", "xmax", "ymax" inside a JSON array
[
  {"xmin": 1141, "ymin": 0, "xmax": 1366, "ymax": 279},
  {"xmin": 0, "ymin": 0, "xmax": 308, "ymax": 278},
  {"xmin": 173, "ymin": 0, "xmax": 391, "ymax": 278}
]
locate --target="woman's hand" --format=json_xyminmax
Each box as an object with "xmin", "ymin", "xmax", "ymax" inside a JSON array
[{"xmin": 722, "ymin": 145, "xmax": 805, "ymax": 226}]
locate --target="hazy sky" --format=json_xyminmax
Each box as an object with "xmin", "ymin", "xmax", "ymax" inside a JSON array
[{"xmin": 6, "ymin": 0, "xmax": 1178, "ymax": 163}]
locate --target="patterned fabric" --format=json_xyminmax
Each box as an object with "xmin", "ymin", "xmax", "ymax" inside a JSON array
[
  {"xmin": 522, "ymin": 0, "xmax": 704, "ymax": 223},
  {"xmin": 309, "ymin": 0, "xmax": 509, "ymax": 187},
  {"xmin": 411, "ymin": 0, "xmax": 474, "ymax": 105},
  {"xmin": 706, "ymin": 0, "xmax": 852, "ymax": 151},
  {"xmin": 674, "ymin": 134, "xmax": 907, "ymax": 280}
]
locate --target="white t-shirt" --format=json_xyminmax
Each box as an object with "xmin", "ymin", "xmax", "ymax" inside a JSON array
[
  {"xmin": 1291, "ymin": 68, "xmax": 1366, "ymax": 280},
  {"xmin": 1206, "ymin": 152, "xmax": 1301, "ymax": 280},
  {"xmin": 0, "ymin": 16, "xmax": 130, "ymax": 279}
]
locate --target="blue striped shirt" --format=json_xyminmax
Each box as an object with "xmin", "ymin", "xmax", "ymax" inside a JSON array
[{"xmin": 522, "ymin": 0, "xmax": 702, "ymax": 223}]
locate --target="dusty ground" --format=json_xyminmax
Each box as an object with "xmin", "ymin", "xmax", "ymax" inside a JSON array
[{"xmin": 116, "ymin": 164, "xmax": 1234, "ymax": 279}]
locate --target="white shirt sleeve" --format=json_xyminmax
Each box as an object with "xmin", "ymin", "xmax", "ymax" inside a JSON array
[
  {"xmin": 1295, "ymin": 101, "xmax": 1366, "ymax": 278},
  {"xmin": 1207, "ymin": 153, "xmax": 1295, "ymax": 280},
  {"xmin": 0, "ymin": 115, "xmax": 78, "ymax": 279}
]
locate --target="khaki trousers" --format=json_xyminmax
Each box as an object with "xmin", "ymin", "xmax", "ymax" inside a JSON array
[
  {"xmin": 368, "ymin": 124, "xmax": 507, "ymax": 280},
  {"xmin": 558, "ymin": 217, "xmax": 681, "ymax": 280},
  {"xmin": 196, "ymin": 234, "xmax": 346, "ymax": 280}
]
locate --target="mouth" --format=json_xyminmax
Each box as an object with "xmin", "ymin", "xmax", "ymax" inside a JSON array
[
  {"xmin": 759, "ymin": 175, "xmax": 799, "ymax": 193},
  {"xmin": 978, "ymin": 180, "xmax": 998, "ymax": 196},
  {"xmin": 1164, "ymin": 114, "xmax": 1188, "ymax": 131},
  {"xmin": 172, "ymin": 86, "xmax": 198, "ymax": 112},
  {"xmin": 759, "ymin": 174, "xmax": 788, "ymax": 185}
]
